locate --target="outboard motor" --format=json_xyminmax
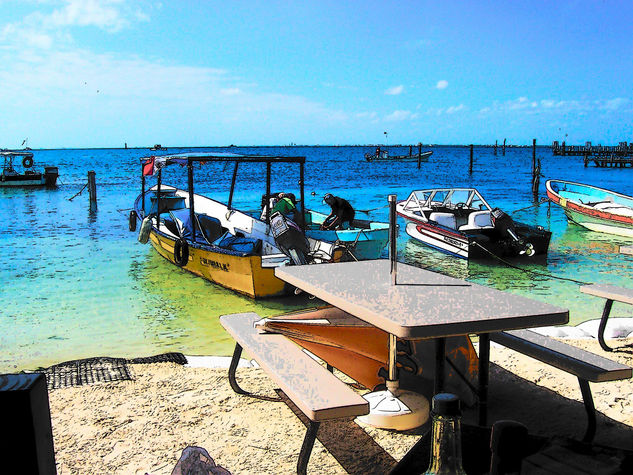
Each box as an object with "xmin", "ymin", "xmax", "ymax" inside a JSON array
[
  {"xmin": 491, "ymin": 208, "xmax": 535, "ymax": 256},
  {"xmin": 269, "ymin": 211, "xmax": 309, "ymax": 265}
]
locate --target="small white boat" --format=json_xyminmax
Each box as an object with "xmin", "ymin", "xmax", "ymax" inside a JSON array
[
  {"xmin": 365, "ymin": 149, "xmax": 433, "ymax": 162},
  {"xmin": 546, "ymin": 179, "xmax": 633, "ymax": 238},
  {"xmin": 396, "ymin": 188, "xmax": 551, "ymax": 260},
  {"xmin": 1, "ymin": 150, "xmax": 58, "ymax": 187}
]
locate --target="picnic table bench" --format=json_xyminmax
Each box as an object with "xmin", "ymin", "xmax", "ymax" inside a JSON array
[
  {"xmin": 490, "ymin": 329, "xmax": 632, "ymax": 442},
  {"xmin": 220, "ymin": 312, "xmax": 369, "ymax": 475},
  {"xmin": 580, "ymin": 283, "xmax": 633, "ymax": 351}
]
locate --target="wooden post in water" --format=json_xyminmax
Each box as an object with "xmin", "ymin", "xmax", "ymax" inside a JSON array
[
  {"xmin": 417, "ymin": 143, "xmax": 423, "ymax": 169},
  {"xmin": 88, "ymin": 171, "xmax": 97, "ymax": 211},
  {"xmin": 531, "ymin": 139, "xmax": 540, "ymax": 199},
  {"xmin": 494, "ymin": 140, "xmax": 498, "ymax": 155},
  {"xmin": 409, "ymin": 145, "xmax": 413, "ymax": 156},
  {"xmin": 469, "ymin": 144, "xmax": 474, "ymax": 174},
  {"xmin": 503, "ymin": 138, "xmax": 506, "ymax": 156}
]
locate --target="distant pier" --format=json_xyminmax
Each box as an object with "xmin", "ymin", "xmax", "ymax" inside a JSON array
[{"xmin": 552, "ymin": 140, "xmax": 633, "ymax": 157}]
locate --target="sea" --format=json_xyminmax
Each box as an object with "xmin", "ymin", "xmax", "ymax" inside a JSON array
[{"xmin": 2, "ymin": 145, "xmax": 633, "ymax": 373}]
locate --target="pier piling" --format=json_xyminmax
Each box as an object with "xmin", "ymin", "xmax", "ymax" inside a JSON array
[
  {"xmin": 469, "ymin": 144, "xmax": 473, "ymax": 174},
  {"xmin": 503, "ymin": 138, "xmax": 506, "ymax": 156},
  {"xmin": 88, "ymin": 171, "xmax": 97, "ymax": 211},
  {"xmin": 531, "ymin": 139, "xmax": 540, "ymax": 200}
]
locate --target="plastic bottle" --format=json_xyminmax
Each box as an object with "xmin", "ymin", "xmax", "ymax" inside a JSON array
[{"xmin": 423, "ymin": 393, "xmax": 466, "ymax": 475}]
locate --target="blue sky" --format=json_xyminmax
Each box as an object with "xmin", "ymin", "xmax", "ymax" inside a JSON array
[{"xmin": 1, "ymin": 1, "xmax": 632, "ymax": 148}]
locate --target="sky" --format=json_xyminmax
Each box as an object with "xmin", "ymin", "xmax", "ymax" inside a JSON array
[{"xmin": 1, "ymin": 0, "xmax": 632, "ymax": 148}]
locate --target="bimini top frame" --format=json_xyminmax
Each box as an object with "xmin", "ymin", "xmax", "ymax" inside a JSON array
[{"xmin": 139, "ymin": 152, "xmax": 307, "ymax": 241}]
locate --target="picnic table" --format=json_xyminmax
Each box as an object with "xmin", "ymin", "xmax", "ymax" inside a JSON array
[{"xmin": 275, "ymin": 259, "xmax": 570, "ymax": 425}]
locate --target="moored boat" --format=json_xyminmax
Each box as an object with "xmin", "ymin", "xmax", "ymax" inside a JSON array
[
  {"xmin": 546, "ymin": 179, "xmax": 633, "ymax": 237},
  {"xmin": 302, "ymin": 209, "xmax": 389, "ymax": 260},
  {"xmin": 396, "ymin": 188, "xmax": 551, "ymax": 260},
  {"xmin": 365, "ymin": 148, "xmax": 433, "ymax": 162},
  {"xmin": 1, "ymin": 150, "xmax": 58, "ymax": 187},
  {"xmin": 132, "ymin": 153, "xmax": 343, "ymax": 298}
]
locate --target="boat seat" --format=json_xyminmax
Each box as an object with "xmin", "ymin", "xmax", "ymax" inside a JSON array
[
  {"xmin": 197, "ymin": 214, "xmax": 226, "ymax": 243},
  {"xmin": 459, "ymin": 211, "xmax": 494, "ymax": 231},
  {"xmin": 429, "ymin": 212, "xmax": 456, "ymax": 229}
]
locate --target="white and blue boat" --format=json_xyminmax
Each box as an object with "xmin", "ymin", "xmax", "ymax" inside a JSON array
[
  {"xmin": 397, "ymin": 188, "xmax": 551, "ymax": 260},
  {"xmin": 303, "ymin": 209, "xmax": 390, "ymax": 260},
  {"xmin": 546, "ymin": 179, "xmax": 633, "ymax": 238}
]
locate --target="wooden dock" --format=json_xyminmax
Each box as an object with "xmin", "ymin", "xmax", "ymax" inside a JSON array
[
  {"xmin": 583, "ymin": 154, "xmax": 633, "ymax": 168},
  {"xmin": 552, "ymin": 141, "xmax": 633, "ymax": 157}
]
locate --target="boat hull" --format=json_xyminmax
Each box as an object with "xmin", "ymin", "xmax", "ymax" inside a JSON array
[
  {"xmin": 147, "ymin": 227, "xmax": 289, "ymax": 298},
  {"xmin": 0, "ymin": 172, "xmax": 58, "ymax": 187},
  {"xmin": 546, "ymin": 180, "xmax": 633, "ymax": 238},
  {"xmin": 403, "ymin": 218, "xmax": 551, "ymax": 260},
  {"xmin": 365, "ymin": 151, "xmax": 433, "ymax": 162}
]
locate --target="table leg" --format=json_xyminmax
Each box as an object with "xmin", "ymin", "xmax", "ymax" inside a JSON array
[
  {"xmin": 478, "ymin": 333, "xmax": 490, "ymax": 426},
  {"xmin": 434, "ymin": 337, "xmax": 446, "ymax": 395},
  {"xmin": 598, "ymin": 299, "xmax": 614, "ymax": 352}
]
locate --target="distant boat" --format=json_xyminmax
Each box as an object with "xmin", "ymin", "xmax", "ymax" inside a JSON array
[
  {"xmin": 397, "ymin": 187, "xmax": 551, "ymax": 260},
  {"xmin": 1, "ymin": 150, "xmax": 58, "ymax": 187},
  {"xmin": 546, "ymin": 179, "xmax": 633, "ymax": 237},
  {"xmin": 365, "ymin": 148, "xmax": 433, "ymax": 162},
  {"xmin": 150, "ymin": 144, "xmax": 166, "ymax": 151}
]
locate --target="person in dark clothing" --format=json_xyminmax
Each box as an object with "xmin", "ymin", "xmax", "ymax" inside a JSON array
[{"xmin": 321, "ymin": 193, "xmax": 355, "ymax": 230}]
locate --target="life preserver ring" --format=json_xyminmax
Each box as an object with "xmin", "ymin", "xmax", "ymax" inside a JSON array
[
  {"xmin": 173, "ymin": 238, "xmax": 189, "ymax": 267},
  {"xmin": 22, "ymin": 156, "xmax": 33, "ymax": 168},
  {"xmin": 128, "ymin": 210, "xmax": 137, "ymax": 232},
  {"xmin": 138, "ymin": 216, "xmax": 152, "ymax": 244}
]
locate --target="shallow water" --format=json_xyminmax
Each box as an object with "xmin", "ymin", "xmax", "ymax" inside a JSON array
[{"xmin": 2, "ymin": 145, "xmax": 632, "ymax": 372}]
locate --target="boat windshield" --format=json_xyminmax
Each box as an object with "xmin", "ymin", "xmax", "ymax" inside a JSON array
[{"xmin": 404, "ymin": 188, "xmax": 492, "ymax": 211}]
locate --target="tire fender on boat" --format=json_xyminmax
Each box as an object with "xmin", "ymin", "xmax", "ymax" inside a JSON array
[
  {"xmin": 129, "ymin": 210, "xmax": 137, "ymax": 232},
  {"xmin": 22, "ymin": 156, "xmax": 34, "ymax": 168},
  {"xmin": 138, "ymin": 216, "xmax": 152, "ymax": 244},
  {"xmin": 173, "ymin": 238, "xmax": 189, "ymax": 267}
]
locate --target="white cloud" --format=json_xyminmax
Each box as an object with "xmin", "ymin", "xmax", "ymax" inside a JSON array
[
  {"xmin": 385, "ymin": 110, "xmax": 418, "ymax": 121},
  {"xmin": 436, "ymin": 80, "xmax": 448, "ymax": 90},
  {"xmin": 479, "ymin": 97, "xmax": 630, "ymax": 115},
  {"xmin": 220, "ymin": 88, "xmax": 241, "ymax": 96},
  {"xmin": 46, "ymin": 0, "xmax": 131, "ymax": 32},
  {"xmin": 445, "ymin": 104, "xmax": 465, "ymax": 114},
  {"xmin": 385, "ymin": 85, "xmax": 404, "ymax": 95}
]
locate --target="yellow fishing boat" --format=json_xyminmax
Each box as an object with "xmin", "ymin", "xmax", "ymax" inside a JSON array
[{"xmin": 131, "ymin": 153, "xmax": 342, "ymax": 299}]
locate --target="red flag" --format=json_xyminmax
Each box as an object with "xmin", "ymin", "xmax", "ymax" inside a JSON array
[{"xmin": 142, "ymin": 157, "xmax": 155, "ymax": 176}]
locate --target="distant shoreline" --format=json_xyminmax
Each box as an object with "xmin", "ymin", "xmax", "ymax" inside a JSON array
[{"xmin": 11, "ymin": 143, "xmax": 555, "ymax": 151}]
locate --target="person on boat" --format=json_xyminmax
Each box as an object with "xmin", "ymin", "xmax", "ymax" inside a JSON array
[
  {"xmin": 270, "ymin": 192, "xmax": 298, "ymax": 221},
  {"xmin": 321, "ymin": 193, "xmax": 355, "ymax": 230}
]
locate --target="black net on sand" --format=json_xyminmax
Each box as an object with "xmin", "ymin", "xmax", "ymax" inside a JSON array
[{"xmin": 35, "ymin": 352, "xmax": 188, "ymax": 389}]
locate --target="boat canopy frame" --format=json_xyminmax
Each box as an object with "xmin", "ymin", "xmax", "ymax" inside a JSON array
[
  {"xmin": 402, "ymin": 188, "xmax": 493, "ymax": 212},
  {"xmin": 140, "ymin": 152, "xmax": 307, "ymax": 243}
]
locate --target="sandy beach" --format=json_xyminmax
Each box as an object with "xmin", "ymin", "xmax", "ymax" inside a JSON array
[{"xmin": 45, "ymin": 335, "xmax": 633, "ymax": 474}]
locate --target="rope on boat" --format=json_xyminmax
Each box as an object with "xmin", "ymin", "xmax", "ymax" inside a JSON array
[
  {"xmin": 67, "ymin": 183, "xmax": 87, "ymax": 201},
  {"xmin": 356, "ymin": 204, "xmax": 389, "ymax": 214},
  {"xmin": 510, "ymin": 197, "xmax": 549, "ymax": 214},
  {"xmin": 470, "ymin": 242, "xmax": 591, "ymax": 285}
]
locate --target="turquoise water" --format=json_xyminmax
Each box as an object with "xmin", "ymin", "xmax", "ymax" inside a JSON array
[{"xmin": 2, "ymin": 146, "xmax": 632, "ymax": 372}]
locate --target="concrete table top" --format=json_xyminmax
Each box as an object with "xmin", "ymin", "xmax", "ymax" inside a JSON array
[{"xmin": 276, "ymin": 259, "xmax": 569, "ymax": 339}]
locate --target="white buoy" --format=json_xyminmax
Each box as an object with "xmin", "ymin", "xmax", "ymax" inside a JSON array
[{"xmin": 138, "ymin": 216, "xmax": 152, "ymax": 244}]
